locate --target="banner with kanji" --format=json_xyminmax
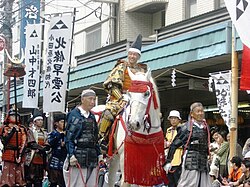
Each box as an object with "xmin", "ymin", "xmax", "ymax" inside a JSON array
[
  {"xmin": 23, "ymin": 24, "xmax": 41, "ymax": 108},
  {"xmin": 20, "ymin": 0, "xmax": 41, "ymax": 51},
  {"xmin": 43, "ymin": 15, "xmax": 73, "ymax": 113},
  {"xmin": 210, "ymin": 71, "xmax": 232, "ymax": 129}
]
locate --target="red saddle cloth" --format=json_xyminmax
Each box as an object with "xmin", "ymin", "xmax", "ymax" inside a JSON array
[{"xmin": 124, "ymin": 131, "xmax": 168, "ymax": 186}]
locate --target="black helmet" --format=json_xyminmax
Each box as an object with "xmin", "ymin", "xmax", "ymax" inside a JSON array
[
  {"xmin": 8, "ymin": 108, "xmax": 20, "ymax": 117},
  {"xmin": 54, "ymin": 114, "xmax": 65, "ymax": 123},
  {"xmin": 4, "ymin": 108, "xmax": 21, "ymax": 125}
]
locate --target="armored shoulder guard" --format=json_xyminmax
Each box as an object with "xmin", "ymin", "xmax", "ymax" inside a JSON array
[
  {"xmin": 138, "ymin": 63, "xmax": 148, "ymax": 72},
  {"xmin": 114, "ymin": 59, "xmax": 127, "ymax": 67}
]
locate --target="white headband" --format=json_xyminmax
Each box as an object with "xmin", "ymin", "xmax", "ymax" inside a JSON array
[
  {"xmin": 128, "ymin": 48, "xmax": 141, "ymax": 56},
  {"xmin": 33, "ymin": 116, "xmax": 43, "ymax": 122}
]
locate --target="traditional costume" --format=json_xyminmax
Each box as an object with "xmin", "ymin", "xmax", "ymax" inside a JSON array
[
  {"xmin": 25, "ymin": 111, "xmax": 49, "ymax": 187},
  {"xmin": 64, "ymin": 89, "xmax": 101, "ymax": 187},
  {"xmin": 164, "ymin": 103, "xmax": 211, "ymax": 187},
  {"xmin": 98, "ymin": 34, "xmax": 147, "ymax": 151},
  {"xmin": 48, "ymin": 114, "xmax": 67, "ymax": 187},
  {"xmin": 0, "ymin": 109, "xmax": 27, "ymax": 187}
]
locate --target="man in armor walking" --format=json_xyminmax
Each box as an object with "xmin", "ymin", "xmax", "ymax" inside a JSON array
[
  {"xmin": 164, "ymin": 102, "xmax": 211, "ymax": 187},
  {"xmin": 65, "ymin": 89, "xmax": 102, "ymax": 186}
]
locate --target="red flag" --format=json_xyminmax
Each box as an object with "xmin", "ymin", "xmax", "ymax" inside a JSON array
[{"xmin": 240, "ymin": 45, "xmax": 250, "ymax": 90}]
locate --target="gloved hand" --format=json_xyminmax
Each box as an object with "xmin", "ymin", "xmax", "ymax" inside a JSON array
[
  {"xmin": 163, "ymin": 163, "xmax": 172, "ymax": 174},
  {"xmin": 69, "ymin": 155, "xmax": 78, "ymax": 166}
]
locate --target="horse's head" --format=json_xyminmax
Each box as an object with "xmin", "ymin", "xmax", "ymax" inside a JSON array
[{"xmin": 125, "ymin": 68, "xmax": 161, "ymax": 133}]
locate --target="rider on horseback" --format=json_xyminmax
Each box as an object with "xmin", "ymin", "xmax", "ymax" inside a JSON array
[{"xmin": 98, "ymin": 34, "xmax": 147, "ymax": 152}]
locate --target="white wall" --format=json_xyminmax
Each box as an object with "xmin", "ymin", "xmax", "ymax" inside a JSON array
[
  {"xmin": 166, "ymin": 0, "xmax": 215, "ymax": 26},
  {"xmin": 166, "ymin": 0, "xmax": 185, "ymax": 25},
  {"xmin": 197, "ymin": 0, "xmax": 214, "ymax": 15}
]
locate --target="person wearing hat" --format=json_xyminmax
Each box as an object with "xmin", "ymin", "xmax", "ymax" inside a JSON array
[
  {"xmin": 64, "ymin": 89, "xmax": 102, "ymax": 186},
  {"xmin": 165, "ymin": 110, "xmax": 183, "ymax": 187},
  {"xmin": 209, "ymin": 165, "xmax": 221, "ymax": 187},
  {"xmin": 25, "ymin": 110, "xmax": 49, "ymax": 187},
  {"xmin": 26, "ymin": 117, "xmax": 34, "ymax": 129},
  {"xmin": 0, "ymin": 108, "xmax": 27, "ymax": 186},
  {"xmin": 98, "ymin": 34, "xmax": 148, "ymax": 152},
  {"xmin": 163, "ymin": 102, "xmax": 211, "ymax": 187},
  {"xmin": 47, "ymin": 114, "xmax": 67, "ymax": 187}
]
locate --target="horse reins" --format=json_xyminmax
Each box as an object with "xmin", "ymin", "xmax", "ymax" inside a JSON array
[
  {"xmin": 107, "ymin": 114, "xmax": 128, "ymax": 162},
  {"xmin": 128, "ymin": 80, "xmax": 159, "ymax": 132},
  {"xmin": 68, "ymin": 163, "xmax": 99, "ymax": 187}
]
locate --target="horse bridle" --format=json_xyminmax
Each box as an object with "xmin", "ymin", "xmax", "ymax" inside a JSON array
[{"xmin": 128, "ymin": 80, "xmax": 159, "ymax": 133}]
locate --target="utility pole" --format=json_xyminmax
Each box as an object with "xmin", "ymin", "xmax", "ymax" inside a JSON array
[{"xmin": 0, "ymin": 0, "xmax": 14, "ymax": 121}]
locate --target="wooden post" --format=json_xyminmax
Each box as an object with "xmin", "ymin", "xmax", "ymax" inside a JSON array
[{"xmin": 229, "ymin": 26, "xmax": 238, "ymax": 160}]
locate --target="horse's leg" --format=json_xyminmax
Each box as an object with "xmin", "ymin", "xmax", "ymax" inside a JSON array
[{"xmin": 108, "ymin": 153, "xmax": 120, "ymax": 186}]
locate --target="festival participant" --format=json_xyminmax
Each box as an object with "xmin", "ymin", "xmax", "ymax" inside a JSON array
[
  {"xmin": 47, "ymin": 114, "xmax": 67, "ymax": 187},
  {"xmin": 227, "ymin": 133, "xmax": 243, "ymax": 160},
  {"xmin": 65, "ymin": 89, "xmax": 102, "ymax": 186},
  {"xmin": 209, "ymin": 165, "xmax": 221, "ymax": 187},
  {"xmin": 165, "ymin": 110, "xmax": 183, "ymax": 187},
  {"xmin": 0, "ymin": 108, "xmax": 27, "ymax": 186},
  {"xmin": 214, "ymin": 130, "xmax": 229, "ymax": 178},
  {"xmin": 25, "ymin": 111, "xmax": 49, "ymax": 187},
  {"xmin": 98, "ymin": 34, "xmax": 147, "ymax": 152},
  {"xmin": 222, "ymin": 156, "xmax": 242, "ymax": 185},
  {"xmin": 164, "ymin": 102, "xmax": 211, "ymax": 187},
  {"xmin": 227, "ymin": 158, "xmax": 250, "ymax": 187}
]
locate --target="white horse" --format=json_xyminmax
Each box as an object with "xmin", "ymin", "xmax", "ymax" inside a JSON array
[{"xmin": 93, "ymin": 68, "xmax": 167, "ymax": 187}]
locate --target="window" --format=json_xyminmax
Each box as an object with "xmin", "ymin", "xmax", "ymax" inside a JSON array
[
  {"xmin": 219, "ymin": 0, "xmax": 225, "ymax": 8},
  {"xmin": 161, "ymin": 10, "xmax": 166, "ymax": 27},
  {"xmin": 215, "ymin": 0, "xmax": 225, "ymax": 9},
  {"xmin": 85, "ymin": 25, "xmax": 101, "ymax": 53},
  {"xmin": 186, "ymin": 0, "xmax": 197, "ymax": 19}
]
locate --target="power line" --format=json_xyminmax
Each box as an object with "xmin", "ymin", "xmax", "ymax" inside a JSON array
[
  {"xmin": 77, "ymin": 0, "xmax": 109, "ymax": 17},
  {"xmin": 75, "ymin": 6, "xmax": 101, "ymax": 22}
]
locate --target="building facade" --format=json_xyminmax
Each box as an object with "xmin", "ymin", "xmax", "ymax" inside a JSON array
[{"xmin": 1, "ymin": 0, "xmax": 250, "ymax": 145}]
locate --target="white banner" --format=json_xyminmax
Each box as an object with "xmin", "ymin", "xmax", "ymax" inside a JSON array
[
  {"xmin": 23, "ymin": 24, "xmax": 42, "ymax": 108},
  {"xmin": 224, "ymin": 0, "xmax": 250, "ymax": 48},
  {"xmin": 43, "ymin": 15, "xmax": 73, "ymax": 113},
  {"xmin": 210, "ymin": 71, "xmax": 232, "ymax": 129}
]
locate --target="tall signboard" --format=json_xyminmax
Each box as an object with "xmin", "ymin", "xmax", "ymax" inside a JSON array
[
  {"xmin": 22, "ymin": 24, "xmax": 41, "ymax": 108},
  {"xmin": 43, "ymin": 15, "xmax": 73, "ymax": 113},
  {"xmin": 20, "ymin": 0, "xmax": 41, "ymax": 50}
]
